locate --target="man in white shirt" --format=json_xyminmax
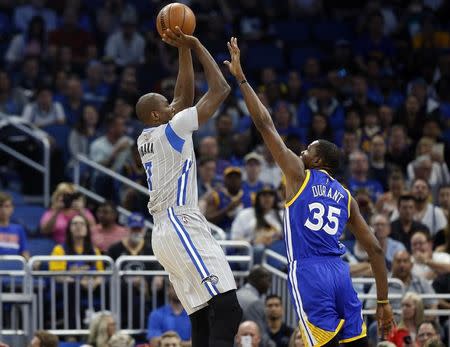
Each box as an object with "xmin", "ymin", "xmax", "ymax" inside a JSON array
[
  {"xmin": 104, "ymin": 8, "xmax": 145, "ymax": 67},
  {"xmin": 22, "ymin": 86, "xmax": 65, "ymax": 128},
  {"xmin": 411, "ymin": 178, "xmax": 447, "ymax": 236}
]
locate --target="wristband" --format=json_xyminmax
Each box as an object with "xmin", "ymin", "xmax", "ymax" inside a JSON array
[
  {"xmin": 239, "ymin": 79, "xmax": 247, "ymax": 85},
  {"xmin": 377, "ymin": 299, "xmax": 389, "ymax": 304}
]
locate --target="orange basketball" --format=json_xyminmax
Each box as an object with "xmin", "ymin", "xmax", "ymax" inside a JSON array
[{"xmin": 156, "ymin": 3, "xmax": 196, "ymax": 38}]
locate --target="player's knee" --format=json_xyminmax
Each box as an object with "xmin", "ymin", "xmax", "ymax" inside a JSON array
[{"xmin": 209, "ymin": 290, "xmax": 242, "ymax": 338}]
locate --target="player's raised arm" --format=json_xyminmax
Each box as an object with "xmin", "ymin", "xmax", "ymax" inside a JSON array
[
  {"xmin": 164, "ymin": 28, "xmax": 230, "ymax": 126},
  {"xmin": 224, "ymin": 37, "xmax": 304, "ymax": 184},
  {"xmin": 346, "ymin": 197, "xmax": 395, "ymax": 339},
  {"xmin": 170, "ymin": 46, "xmax": 194, "ymax": 114}
]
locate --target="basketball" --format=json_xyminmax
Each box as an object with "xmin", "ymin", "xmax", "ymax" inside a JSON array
[{"xmin": 156, "ymin": 3, "xmax": 196, "ymax": 38}]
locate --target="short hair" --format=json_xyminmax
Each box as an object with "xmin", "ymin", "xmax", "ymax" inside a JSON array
[
  {"xmin": 398, "ymin": 194, "xmax": 415, "ymax": 206},
  {"xmin": 265, "ymin": 294, "xmax": 282, "ymax": 303},
  {"xmin": 316, "ymin": 139, "xmax": 341, "ymax": 175},
  {"xmin": 439, "ymin": 184, "xmax": 450, "ymax": 191},
  {"xmin": 412, "ymin": 178, "xmax": 431, "ymax": 190},
  {"xmin": 411, "ymin": 229, "xmax": 432, "ymax": 242},
  {"xmin": 34, "ymin": 330, "xmax": 59, "ymax": 347},
  {"xmin": 198, "ymin": 156, "xmax": 216, "ymax": 166},
  {"xmin": 0, "ymin": 192, "xmax": 12, "ymax": 205}
]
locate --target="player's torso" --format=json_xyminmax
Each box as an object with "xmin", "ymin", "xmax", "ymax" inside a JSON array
[
  {"xmin": 284, "ymin": 169, "xmax": 350, "ymax": 261},
  {"xmin": 137, "ymin": 125, "xmax": 198, "ymax": 214}
]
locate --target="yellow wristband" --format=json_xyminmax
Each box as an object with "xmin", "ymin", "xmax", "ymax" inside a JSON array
[{"xmin": 377, "ymin": 300, "xmax": 389, "ymax": 304}]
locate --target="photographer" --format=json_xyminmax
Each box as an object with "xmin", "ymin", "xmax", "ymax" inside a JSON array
[{"xmin": 40, "ymin": 183, "xmax": 95, "ymax": 243}]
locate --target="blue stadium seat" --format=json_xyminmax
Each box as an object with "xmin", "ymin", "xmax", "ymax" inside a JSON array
[
  {"xmin": 312, "ymin": 21, "xmax": 352, "ymax": 42},
  {"xmin": 11, "ymin": 205, "xmax": 46, "ymax": 234},
  {"xmin": 4, "ymin": 189, "xmax": 25, "ymax": 206},
  {"xmin": 245, "ymin": 43, "xmax": 285, "ymax": 70},
  {"xmin": 289, "ymin": 46, "xmax": 323, "ymax": 69},
  {"xmin": 28, "ymin": 238, "xmax": 56, "ymax": 256},
  {"xmin": 59, "ymin": 343, "xmax": 84, "ymax": 347},
  {"xmin": 42, "ymin": 124, "xmax": 71, "ymax": 163},
  {"xmin": 272, "ymin": 21, "xmax": 310, "ymax": 43}
]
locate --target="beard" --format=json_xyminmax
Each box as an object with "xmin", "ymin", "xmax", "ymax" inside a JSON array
[{"xmin": 414, "ymin": 195, "xmax": 427, "ymax": 203}]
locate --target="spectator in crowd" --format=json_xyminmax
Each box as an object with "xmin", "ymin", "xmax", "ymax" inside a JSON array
[
  {"xmin": 0, "ymin": 192, "xmax": 29, "ymax": 259},
  {"xmin": 62, "ymin": 76, "xmax": 86, "ymax": 126},
  {"xmin": 107, "ymin": 332, "xmax": 134, "ymax": 347},
  {"xmin": 264, "ymin": 295, "xmax": 293, "ymax": 347},
  {"xmin": 5, "ymin": 15, "xmax": 47, "ymax": 69},
  {"xmin": 410, "ymin": 230, "xmax": 450, "ymax": 281},
  {"xmin": 108, "ymin": 212, "xmax": 162, "ymax": 329},
  {"xmin": 259, "ymin": 145, "xmax": 283, "ymax": 189},
  {"xmin": 197, "ymin": 136, "xmax": 230, "ymax": 177},
  {"xmin": 416, "ymin": 321, "xmax": 443, "ymax": 347},
  {"xmin": 388, "ymin": 292, "xmax": 424, "ymax": 347},
  {"xmin": 158, "ymin": 331, "xmax": 182, "ymax": 347},
  {"xmin": 0, "ymin": 70, "xmax": 28, "ymax": 115},
  {"xmin": 366, "ymin": 250, "xmax": 437, "ymax": 311},
  {"xmin": 104, "ymin": 7, "xmax": 145, "ymax": 67},
  {"xmin": 82, "ymin": 60, "xmax": 110, "ymax": 108},
  {"xmin": 67, "ymin": 104, "xmax": 100, "ymax": 173},
  {"xmin": 146, "ymin": 283, "xmax": 191, "ymax": 347},
  {"xmin": 22, "ymin": 85, "xmax": 65, "ymax": 128},
  {"xmin": 438, "ymin": 185, "xmax": 450, "ymax": 219},
  {"xmin": 197, "ymin": 157, "xmax": 220, "ymax": 201},
  {"xmin": 306, "ymin": 112, "xmax": 335, "ymax": 145},
  {"xmin": 49, "ymin": 215, "xmax": 105, "ymax": 327},
  {"xmin": 390, "ymin": 194, "xmax": 430, "ymax": 251},
  {"xmin": 288, "ymin": 327, "xmax": 304, "ymax": 347},
  {"xmin": 13, "ymin": 0, "xmax": 57, "ymax": 33},
  {"xmin": 386, "ymin": 125, "xmax": 413, "ymax": 173},
  {"xmin": 206, "ymin": 167, "xmax": 252, "ymax": 233},
  {"xmin": 411, "ymin": 178, "xmax": 447, "ymax": 237},
  {"xmin": 235, "ymin": 320, "xmax": 276, "ymax": 347},
  {"xmin": 48, "ymin": 7, "xmax": 94, "ymax": 65},
  {"xmin": 91, "ymin": 202, "xmax": 127, "ymax": 252},
  {"xmin": 376, "ymin": 171, "xmax": 406, "ymax": 220},
  {"xmin": 243, "ymin": 152, "xmax": 266, "ymax": 196},
  {"xmin": 370, "ymin": 213, "xmax": 405, "ymax": 269},
  {"xmin": 237, "ymin": 265, "xmax": 271, "ymax": 313},
  {"xmin": 40, "ymin": 183, "xmax": 95, "ymax": 244},
  {"xmin": 231, "ymin": 186, "xmax": 283, "ymax": 263},
  {"xmin": 347, "ymin": 150, "xmax": 383, "ymax": 202},
  {"xmin": 215, "ymin": 112, "xmax": 235, "ymax": 160},
  {"xmin": 29, "ymin": 330, "xmax": 59, "ymax": 347},
  {"xmin": 89, "ymin": 115, "xmax": 133, "ymax": 200},
  {"xmin": 85, "ymin": 311, "xmax": 116, "ymax": 347},
  {"xmin": 369, "ymin": 134, "xmax": 391, "ymax": 191}
]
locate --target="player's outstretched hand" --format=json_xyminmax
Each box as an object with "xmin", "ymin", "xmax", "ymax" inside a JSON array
[
  {"xmin": 376, "ymin": 302, "xmax": 395, "ymax": 340},
  {"xmin": 224, "ymin": 37, "xmax": 244, "ymax": 79},
  {"xmin": 162, "ymin": 26, "xmax": 199, "ymax": 49}
]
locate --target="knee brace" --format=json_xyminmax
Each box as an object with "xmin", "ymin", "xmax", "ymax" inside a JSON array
[{"xmin": 209, "ymin": 290, "xmax": 243, "ymax": 343}]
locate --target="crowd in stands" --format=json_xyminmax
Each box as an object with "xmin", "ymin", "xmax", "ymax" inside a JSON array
[{"xmin": 1, "ymin": 0, "xmax": 450, "ymax": 346}]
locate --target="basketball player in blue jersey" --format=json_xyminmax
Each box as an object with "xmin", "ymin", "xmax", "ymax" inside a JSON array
[
  {"xmin": 224, "ymin": 38, "xmax": 395, "ymax": 347},
  {"xmin": 135, "ymin": 29, "xmax": 242, "ymax": 347}
]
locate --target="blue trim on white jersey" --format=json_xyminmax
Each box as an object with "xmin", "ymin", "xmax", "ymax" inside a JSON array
[
  {"xmin": 165, "ymin": 123, "xmax": 184, "ymax": 153},
  {"xmin": 167, "ymin": 207, "xmax": 219, "ymax": 297},
  {"xmin": 177, "ymin": 159, "xmax": 191, "ymax": 206}
]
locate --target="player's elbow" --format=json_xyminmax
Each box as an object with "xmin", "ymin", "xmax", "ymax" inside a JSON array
[
  {"xmin": 221, "ymin": 82, "xmax": 231, "ymax": 98},
  {"xmin": 367, "ymin": 241, "xmax": 384, "ymax": 258}
]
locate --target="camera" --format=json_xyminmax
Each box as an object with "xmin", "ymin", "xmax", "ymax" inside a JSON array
[{"xmin": 63, "ymin": 192, "xmax": 82, "ymax": 209}]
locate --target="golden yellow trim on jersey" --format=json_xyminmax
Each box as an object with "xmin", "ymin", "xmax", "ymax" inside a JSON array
[
  {"xmin": 339, "ymin": 322, "xmax": 367, "ymax": 344},
  {"xmin": 319, "ymin": 169, "xmax": 333, "ymax": 180},
  {"xmin": 300, "ymin": 319, "xmax": 345, "ymax": 346},
  {"xmin": 344, "ymin": 188, "xmax": 352, "ymax": 217},
  {"xmin": 285, "ymin": 170, "xmax": 310, "ymax": 207}
]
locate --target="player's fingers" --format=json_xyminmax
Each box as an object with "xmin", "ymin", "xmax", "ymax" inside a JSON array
[
  {"xmin": 164, "ymin": 29, "xmax": 180, "ymax": 41},
  {"xmin": 174, "ymin": 26, "xmax": 186, "ymax": 37}
]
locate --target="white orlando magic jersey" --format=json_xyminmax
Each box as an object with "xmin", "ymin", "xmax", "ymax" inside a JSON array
[{"xmin": 137, "ymin": 107, "xmax": 199, "ymax": 214}]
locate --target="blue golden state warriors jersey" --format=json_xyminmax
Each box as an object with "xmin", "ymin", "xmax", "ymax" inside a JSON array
[{"xmin": 284, "ymin": 169, "xmax": 351, "ymax": 260}]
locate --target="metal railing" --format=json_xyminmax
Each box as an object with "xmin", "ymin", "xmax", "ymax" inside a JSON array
[
  {"xmin": 0, "ymin": 115, "xmax": 51, "ymax": 206},
  {"xmin": 73, "ymin": 154, "xmax": 227, "ymax": 239},
  {"xmin": 0, "ymin": 240, "xmax": 253, "ymax": 340}
]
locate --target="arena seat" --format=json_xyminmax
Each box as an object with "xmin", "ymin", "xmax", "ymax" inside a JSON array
[
  {"xmin": 289, "ymin": 46, "xmax": 323, "ymax": 69},
  {"xmin": 272, "ymin": 21, "xmax": 310, "ymax": 43},
  {"xmin": 11, "ymin": 205, "xmax": 46, "ymax": 234},
  {"xmin": 58, "ymin": 342, "xmax": 84, "ymax": 347},
  {"xmin": 245, "ymin": 43, "xmax": 285, "ymax": 70},
  {"xmin": 28, "ymin": 238, "xmax": 56, "ymax": 256},
  {"xmin": 312, "ymin": 20, "xmax": 352, "ymax": 43}
]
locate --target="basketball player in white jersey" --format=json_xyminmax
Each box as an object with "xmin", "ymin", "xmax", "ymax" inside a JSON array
[{"xmin": 135, "ymin": 28, "xmax": 242, "ymax": 347}]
